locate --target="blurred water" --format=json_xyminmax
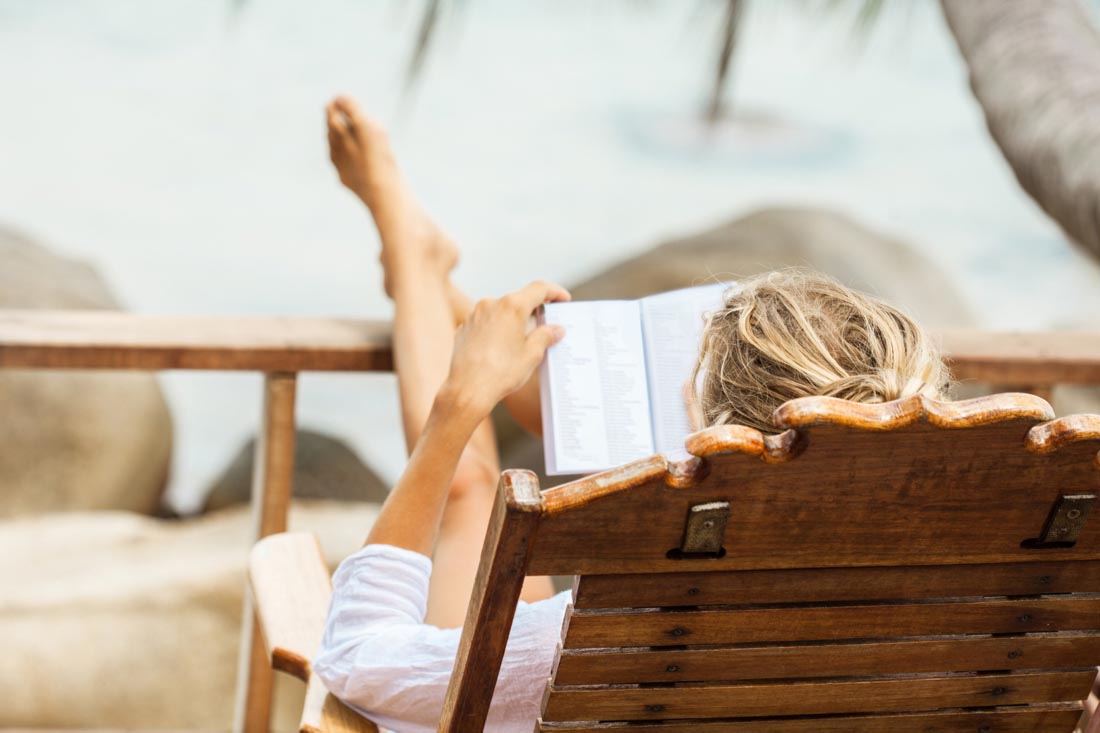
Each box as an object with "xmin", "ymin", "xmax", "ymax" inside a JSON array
[{"xmin": 2, "ymin": 0, "xmax": 1099, "ymax": 511}]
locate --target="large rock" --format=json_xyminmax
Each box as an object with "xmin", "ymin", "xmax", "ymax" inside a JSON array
[
  {"xmin": 0, "ymin": 227, "xmax": 172, "ymax": 516},
  {"xmin": 496, "ymin": 207, "xmax": 975, "ymax": 483},
  {"xmin": 0, "ymin": 500, "xmax": 379, "ymax": 730},
  {"xmin": 203, "ymin": 429, "xmax": 390, "ymax": 512},
  {"xmin": 567, "ymin": 207, "xmax": 970, "ymax": 327}
]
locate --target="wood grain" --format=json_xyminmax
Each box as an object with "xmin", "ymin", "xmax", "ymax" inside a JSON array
[
  {"xmin": 248, "ymin": 532, "xmax": 378, "ymax": 733},
  {"xmin": 0, "ymin": 310, "xmax": 393, "ymax": 371},
  {"xmin": 769, "ymin": 392, "xmax": 1054, "ymax": 432},
  {"xmin": 530, "ymin": 394, "xmax": 1100, "ymax": 576},
  {"xmin": 248, "ymin": 532, "xmax": 332, "ymax": 682},
  {"xmin": 236, "ymin": 372, "xmax": 298, "ymax": 733},
  {"xmin": 553, "ymin": 632, "xmax": 1100, "ymax": 685},
  {"xmin": 573, "ymin": 560, "xmax": 1100, "ymax": 608},
  {"xmin": 541, "ymin": 669, "xmax": 1096, "ymax": 722},
  {"xmin": 299, "ymin": 676, "xmax": 379, "ymax": 733},
  {"xmin": 3, "ymin": 316, "xmax": 1097, "ymax": 381},
  {"xmin": 941, "ymin": 329, "xmax": 1100, "ymax": 385},
  {"xmin": 537, "ymin": 703, "xmax": 1085, "ymax": 732},
  {"xmin": 534, "ymin": 393, "xmax": 1100, "ymax": 731},
  {"xmin": 1028, "ymin": 414, "xmax": 1100, "ymax": 457},
  {"xmin": 439, "ymin": 470, "xmax": 545, "ymax": 733},
  {"xmin": 563, "ymin": 596, "xmax": 1100, "ymax": 648}
]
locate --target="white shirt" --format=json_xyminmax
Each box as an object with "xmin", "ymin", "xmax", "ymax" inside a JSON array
[{"xmin": 314, "ymin": 544, "xmax": 571, "ymax": 733}]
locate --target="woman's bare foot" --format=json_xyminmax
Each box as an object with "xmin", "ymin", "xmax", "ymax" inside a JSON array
[{"xmin": 326, "ymin": 95, "xmax": 458, "ymax": 296}]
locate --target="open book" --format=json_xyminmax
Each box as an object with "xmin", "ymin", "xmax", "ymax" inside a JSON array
[{"xmin": 538, "ymin": 282, "xmax": 732, "ymax": 475}]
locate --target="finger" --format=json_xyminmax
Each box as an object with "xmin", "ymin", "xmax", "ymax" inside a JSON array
[
  {"xmin": 525, "ymin": 323, "xmax": 566, "ymax": 361},
  {"xmin": 510, "ymin": 280, "xmax": 571, "ymax": 315}
]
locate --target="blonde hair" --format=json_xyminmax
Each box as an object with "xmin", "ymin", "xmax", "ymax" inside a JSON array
[{"xmin": 693, "ymin": 270, "xmax": 951, "ymax": 433}]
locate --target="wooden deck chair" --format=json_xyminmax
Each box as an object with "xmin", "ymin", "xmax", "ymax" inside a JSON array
[{"xmin": 250, "ymin": 392, "xmax": 1100, "ymax": 733}]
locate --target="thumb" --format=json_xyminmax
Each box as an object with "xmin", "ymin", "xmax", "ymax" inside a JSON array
[{"xmin": 525, "ymin": 323, "xmax": 565, "ymax": 362}]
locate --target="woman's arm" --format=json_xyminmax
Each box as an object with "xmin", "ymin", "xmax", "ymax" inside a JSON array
[{"xmin": 365, "ymin": 280, "xmax": 569, "ymax": 555}]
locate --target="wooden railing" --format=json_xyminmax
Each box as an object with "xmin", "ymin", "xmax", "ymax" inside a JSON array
[
  {"xmin": 2, "ymin": 309, "xmax": 1100, "ymax": 733},
  {"xmin": 0, "ymin": 311, "xmax": 393, "ymax": 733}
]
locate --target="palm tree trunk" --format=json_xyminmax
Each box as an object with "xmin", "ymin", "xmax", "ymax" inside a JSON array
[{"xmin": 941, "ymin": 0, "xmax": 1100, "ymax": 262}]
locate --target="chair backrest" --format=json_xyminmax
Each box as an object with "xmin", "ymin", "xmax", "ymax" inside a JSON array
[{"xmin": 439, "ymin": 393, "xmax": 1100, "ymax": 733}]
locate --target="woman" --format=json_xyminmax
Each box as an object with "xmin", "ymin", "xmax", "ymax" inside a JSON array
[{"xmin": 313, "ymin": 96, "xmax": 951, "ymax": 733}]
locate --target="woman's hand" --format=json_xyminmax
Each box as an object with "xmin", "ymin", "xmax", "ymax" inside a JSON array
[{"xmin": 440, "ymin": 280, "xmax": 570, "ymax": 419}]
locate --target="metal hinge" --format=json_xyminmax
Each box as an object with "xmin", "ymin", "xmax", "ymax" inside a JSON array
[
  {"xmin": 679, "ymin": 501, "xmax": 730, "ymax": 555},
  {"xmin": 1039, "ymin": 494, "xmax": 1096, "ymax": 544}
]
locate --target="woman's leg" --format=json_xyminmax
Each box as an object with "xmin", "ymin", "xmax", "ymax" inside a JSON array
[{"xmin": 327, "ymin": 98, "xmax": 553, "ymax": 627}]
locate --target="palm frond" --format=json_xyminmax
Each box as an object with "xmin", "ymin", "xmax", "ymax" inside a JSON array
[
  {"xmin": 706, "ymin": 0, "xmax": 745, "ymax": 122},
  {"xmin": 406, "ymin": 0, "xmax": 444, "ymax": 85}
]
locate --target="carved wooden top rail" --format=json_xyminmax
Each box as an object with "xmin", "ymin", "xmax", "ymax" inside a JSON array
[
  {"xmin": 1, "ymin": 310, "xmax": 1098, "ymax": 381},
  {"xmin": 520, "ymin": 393, "xmax": 1100, "ymax": 574}
]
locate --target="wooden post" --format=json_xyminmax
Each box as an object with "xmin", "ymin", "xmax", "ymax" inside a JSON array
[{"xmin": 233, "ymin": 372, "xmax": 298, "ymax": 733}]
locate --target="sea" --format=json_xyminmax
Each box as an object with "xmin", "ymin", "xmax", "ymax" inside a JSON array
[{"xmin": 2, "ymin": 0, "xmax": 1099, "ymax": 512}]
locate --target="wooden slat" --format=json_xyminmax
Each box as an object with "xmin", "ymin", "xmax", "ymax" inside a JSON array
[
  {"xmin": 541, "ymin": 669, "xmax": 1096, "ymax": 722},
  {"xmin": 554, "ymin": 632, "xmax": 1100, "ymax": 685},
  {"xmin": 0, "ymin": 310, "xmax": 393, "ymax": 371},
  {"xmin": 573, "ymin": 560, "xmax": 1100, "ymax": 609},
  {"xmin": 942, "ymin": 330, "xmax": 1100, "ymax": 385},
  {"xmin": 248, "ymin": 532, "xmax": 332, "ymax": 681},
  {"xmin": 563, "ymin": 596, "xmax": 1100, "ymax": 648},
  {"xmin": 538, "ymin": 703, "xmax": 1085, "ymax": 732},
  {"xmin": 439, "ymin": 471, "xmax": 545, "ymax": 733}
]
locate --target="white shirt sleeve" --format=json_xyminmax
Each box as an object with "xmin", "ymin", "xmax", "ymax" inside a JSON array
[{"xmin": 313, "ymin": 544, "xmax": 571, "ymax": 733}]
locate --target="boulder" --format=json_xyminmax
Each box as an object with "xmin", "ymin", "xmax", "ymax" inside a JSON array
[
  {"xmin": 0, "ymin": 227, "xmax": 173, "ymax": 516},
  {"xmin": 0, "ymin": 500, "xmax": 379, "ymax": 730},
  {"xmin": 566, "ymin": 207, "xmax": 970, "ymax": 327},
  {"xmin": 496, "ymin": 207, "xmax": 975, "ymax": 483},
  {"xmin": 203, "ymin": 429, "xmax": 390, "ymax": 512}
]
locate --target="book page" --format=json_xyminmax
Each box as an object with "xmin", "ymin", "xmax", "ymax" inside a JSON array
[
  {"xmin": 640, "ymin": 282, "xmax": 731, "ymax": 456},
  {"xmin": 540, "ymin": 300, "xmax": 655, "ymax": 475}
]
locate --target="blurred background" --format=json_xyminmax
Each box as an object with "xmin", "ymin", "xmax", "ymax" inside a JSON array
[{"xmin": 3, "ymin": 0, "xmax": 1100, "ymax": 728}]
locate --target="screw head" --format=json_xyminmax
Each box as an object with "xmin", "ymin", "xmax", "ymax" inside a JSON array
[{"xmin": 666, "ymin": 664, "xmax": 680, "ymax": 673}]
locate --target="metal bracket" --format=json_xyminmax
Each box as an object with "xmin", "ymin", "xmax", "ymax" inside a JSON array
[
  {"xmin": 1039, "ymin": 494, "xmax": 1096, "ymax": 544},
  {"xmin": 680, "ymin": 501, "xmax": 730, "ymax": 555}
]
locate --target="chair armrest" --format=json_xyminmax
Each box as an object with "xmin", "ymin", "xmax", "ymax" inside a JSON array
[
  {"xmin": 249, "ymin": 532, "xmax": 333, "ymax": 681},
  {"xmin": 250, "ymin": 536, "xmax": 380, "ymax": 733},
  {"xmin": 300, "ymin": 676, "xmax": 380, "ymax": 733}
]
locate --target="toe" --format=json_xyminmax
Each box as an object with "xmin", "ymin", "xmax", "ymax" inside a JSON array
[
  {"xmin": 333, "ymin": 95, "xmax": 365, "ymax": 123},
  {"xmin": 327, "ymin": 106, "xmax": 357, "ymax": 149},
  {"xmin": 333, "ymin": 96, "xmax": 385, "ymax": 143}
]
